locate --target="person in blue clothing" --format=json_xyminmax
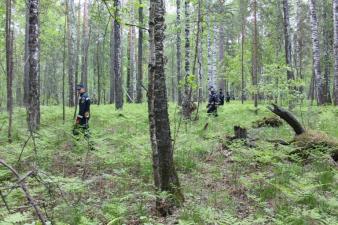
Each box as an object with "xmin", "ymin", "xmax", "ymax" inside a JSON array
[
  {"xmin": 76, "ymin": 84, "xmax": 91, "ymax": 129},
  {"xmin": 207, "ymin": 88, "xmax": 219, "ymax": 117}
]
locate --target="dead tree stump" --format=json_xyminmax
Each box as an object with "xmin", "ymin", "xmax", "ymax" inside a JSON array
[{"xmin": 234, "ymin": 126, "xmax": 248, "ymax": 139}]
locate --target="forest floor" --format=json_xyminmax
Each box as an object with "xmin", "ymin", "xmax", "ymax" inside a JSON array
[{"xmin": 0, "ymin": 101, "xmax": 337, "ymax": 225}]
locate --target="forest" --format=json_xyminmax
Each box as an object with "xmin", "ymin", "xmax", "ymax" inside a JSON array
[{"xmin": 0, "ymin": 0, "xmax": 338, "ymax": 224}]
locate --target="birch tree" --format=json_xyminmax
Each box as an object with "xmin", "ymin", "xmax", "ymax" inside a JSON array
[
  {"xmin": 309, "ymin": 0, "xmax": 325, "ymax": 105},
  {"xmin": 114, "ymin": 0, "xmax": 123, "ymax": 109},
  {"xmin": 148, "ymin": 0, "xmax": 184, "ymax": 215},
  {"xmin": 333, "ymin": 0, "xmax": 338, "ymax": 105},
  {"xmin": 27, "ymin": 0, "xmax": 40, "ymax": 131}
]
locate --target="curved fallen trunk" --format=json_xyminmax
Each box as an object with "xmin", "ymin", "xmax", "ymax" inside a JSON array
[{"xmin": 267, "ymin": 103, "xmax": 305, "ymax": 135}]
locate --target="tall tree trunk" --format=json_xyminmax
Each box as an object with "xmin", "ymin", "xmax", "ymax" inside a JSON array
[
  {"xmin": 127, "ymin": 27, "xmax": 132, "ymax": 103},
  {"xmin": 75, "ymin": 1, "xmax": 81, "ymax": 87},
  {"xmin": 252, "ymin": 0, "xmax": 258, "ymax": 108},
  {"xmin": 282, "ymin": 0, "xmax": 295, "ymax": 108},
  {"xmin": 81, "ymin": 0, "xmax": 89, "ymax": 87},
  {"xmin": 176, "ymin": 0, "xmax": 183, "ymax": 105},
  {"xmin": 295, "ymin": 0, "xmax": 304, "ymax": 94},
  {"xmin": 207, "ymin": 4, "xmax": 214, "ymax": 90},
  {"xmin": 197, "ymin": 0, "xmax": 203, "ymax": 103},
  {"xmin": 182, "ymin": 0, "xmax": 192, "ymax": 119},
  {"xmin": 23, "ymin": 7, "xmax": 30, "ymax": 107},
  {"xmin": 148, "ymin": 0, "xmax": 184, "ymax": 215},
  {"xmin": 6, "ymin": 0, "xmax": 13, "ymax": 142},
  {"xmin": 212, "ymin": 16, "xmax": 217, "ymax": 90},
  {"xmin": 114, "ymin": 0, "xmax": 123, "ymax": 110},
  {"xmin": 192, "ymin": 0, "xmax": 203, "ymax": 103},
  {"xmin": 110, "ymin": 19, "xmax": 115, "ymax": 104},
  {"xmin": 67, "ymin": 0, "xmax": 76, "ymax": 107},
  {"xmin": 219, "ymin": 24, "xmax": 225, "ymax": 91},
  {"xmin": 334, "ymin": 0, "xmax": 338, "ymax": 105},
  {"xmin": 97, "ymin": 42, "xmax": 101, "ymax": 105},
  {"xmin": 322, "ymin": 1, "xmax": 332, "ymax": 104},
  {"xmin": 27, "ymin": 0, "xmax": 40, "ymax": 132},
  {"xmin": 136, "ymin": 0, "xmax": 144, "ymax": 103},
  {"xmin": 309, "ymin": 0, "xmax": 325, "ymax": 105},
  {"xmin": 63, "ymin": 5, "xmax": 67, "ymax": 123},
  {"xmin": 240, "ymin": 0, "xmax": 246, "ymax": 104}
]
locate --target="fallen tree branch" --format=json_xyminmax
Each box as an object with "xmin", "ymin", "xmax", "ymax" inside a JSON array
[
  {"xmin": 267, "ymin": 104, "xmax": 305, "ymax": 135},
  {"xmin": 0, "ymin": 159, "xmax": 48, "ymax": 225},
  {"xmin": 0, "ymin": 189, "xmax": 11, "ymax": 213}
]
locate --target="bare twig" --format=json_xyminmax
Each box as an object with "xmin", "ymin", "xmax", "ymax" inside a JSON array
[
  {"xmin": 0, "ymin": 189, "xmax": 11, "ymax": 213},
  {"xmin": 101, "ymin": 0, "xmax": 149, "ymax": 31},
  {"xmin": 17, "ymin": 134, "xmax": 32, "ymax": 166},
  {"xmin": 0, "ymin": 159, "xmax": 48, "ymax": 225}
]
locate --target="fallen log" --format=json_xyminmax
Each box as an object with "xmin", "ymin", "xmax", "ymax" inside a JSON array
[{"xmin": 267, "ymin": 103, "xmax": 305, "ymax": 135}]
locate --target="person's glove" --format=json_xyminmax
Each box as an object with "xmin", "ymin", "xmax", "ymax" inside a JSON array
[{"xmin": 85, "ymin": 112, "xmax": 90, "ymax": 118}]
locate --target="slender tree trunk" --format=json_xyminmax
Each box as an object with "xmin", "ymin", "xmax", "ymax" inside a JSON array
[
  {"xmin": 212, "ymin": 16, "xmax": 217, "ymax": 90},
  {"xmin": 207, "ymin": 5, "xmax": 214, "ymax": 89},
  {"xmin": 240, "ymin": 0, "xmax": 246, "ymax": 104},
  {"xmin": 334, "ymin": 0, "xmax": 338, "ymax": 105},
  {"xmin": 23, "ymin": 7, "xmax": 30, "ymax": 107},
  {"xmin": 309, "ymin": 0, "xmax": 325, "ymax": 105},
  {"xmin": 219, "ymin": 25, "xmax": 225, "ymax": 91},
  {"xmin": 295, "ymin": 0, "xmax": 304, "ymax": 94},
  {"xmin": 114, "ymin": 0, "xmax": 123, "ymax": 110},
  {"xmin": 282, "ymin": 0, "xmax": 295, "ymax": 108},
  {"xmin": 27, "ymin": 0, "xmax": 40, "ymax": 132},
  {"xmin": 182, "ymin": 0, "xmax": 192, "ymax": 119},
  {"xmin": 75, "ymin": 1, "xmax": 81, "ymax": 87},
  {"xmin": 63, "ymin": 4, "xmax": 67, "ymax": 123},
  {"xmin": 148, "ymin": 0, "xmax": 184, "ymax": 215},
  {"xmin": 322, "ymin": 1, "xmax": 332, "ymax": 104},
  {"xmin": 252, "ymin": 0, "xmax": 258, "ymax": 108},
  {"xmin": 192, "ymin": 0, "xmax": 203, "ymax": 103},
  {"xmin": 97, "ymin": 42, "xmax": 101, "ymax": 105},
  {"xmin": 110, "ymin": 19, "xmax": 115, "ymax": 104},
  {"xmin": 6, "ymin": 0, "xmax": 14, "ymax": 142},
  {"xmin": 176, "ymin": 0, "xmax": 183, "ymax": 106},
  {"xmin": 81, "ymin": 0, "xmax": 89, "ymax": 87},
  {"xmin": 127, "ymin": 27, "xmax": 132, "ymax": 103},
  {"xmin": 136, "ymin": 0, "xmax": 144, "ymax": 103},
  {"xmin": 67, "ymin": 0, "xmax": 76, "ymax": 107},
  {"xmin": 197, "ymin": 0, "xmax": 203, "ymax": 103}
]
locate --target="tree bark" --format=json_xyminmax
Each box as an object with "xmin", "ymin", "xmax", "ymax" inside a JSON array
[
  {"xmin": 268, "ymin": 104, "xmax": 305, "ymax": 135},
  {"xmin": 67, "ymin": 0, "xmax": 76, "ymax": 107},
  {"xmin": 334, "ymin": 0, "xmax": 338, "ymax": 105},
  {"xmin": 309, "ymin": 0, "xmax": 325, "ymax": 105},
  {"xmin": 252, "ymin": 0, "xmax": 258, "ymax": 108},
  {"xmin": 282, "ymin": 0, "xmax": 295, "ymax": 108},
  {"xmin": 322, "ymin": 1, "xmax": 332, "ymax": 104},
  {"xmin": 23, "ymin": 7, "xmax": 30, "ymax": 107},
  {"xmin": 136, "ymin": 0, "xmax": 144, "ymax": 103},
  {"xmin": 207, "ymin": 1, "xmax": 215, "ymax": 90},
  {"xmin": 6, "ymin": 0, "xmax": 14, "ymax": 142},
  {"xmin": 148, "ymin": 0, "xmax": 184, "ymax": 216},
  {"xmin": 114, "ymin": 0, "xmax": 123, "ymax": 110},
  {"xmin": 27, "ymin": 0, "xmax": 40, "ymax": 132},
  {"xmin": 81, "ymin": 0, "xmax": 89, "ymax": 87},
  {"xmin": 127, "ymin": 27, "xmax": 132, "ymax": 103},
  {"xmin": 182, "ymin": 0, "xmax": 192, "ymax": 119},
  {"xmin": 110, "ymin": 18, "xmax": 115, "ymax": 104},
  {"xmin": 176, "ymin": 0, "xmax": 183, "ymax": 106},
  {"xmin": 295, "ymin": 0, "xmax": 304, "ymax": 94},
  {"xmin": 240, "ymin": 0, "xmax": 246, "ymax": 104}
]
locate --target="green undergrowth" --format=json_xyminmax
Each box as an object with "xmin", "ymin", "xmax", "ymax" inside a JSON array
[{"xmin": 0, "ymin": 102, "xmax": 337, "ymax": 224}]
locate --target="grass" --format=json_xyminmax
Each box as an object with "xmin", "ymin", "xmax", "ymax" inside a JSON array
[{"xmin": 0, "ymin": 101, "xmax": 337, "ymax": 225}]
